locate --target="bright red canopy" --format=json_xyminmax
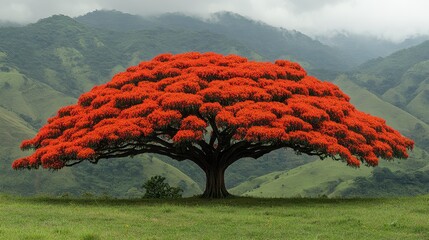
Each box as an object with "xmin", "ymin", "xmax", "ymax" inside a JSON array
[{"xmin": 14, "ymin": 52, "xmax": 414, "ymax": 170}]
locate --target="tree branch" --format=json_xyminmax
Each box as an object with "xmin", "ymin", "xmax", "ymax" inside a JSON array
[{"xmin": 207, "ymin": 117, "xmax": 220, "ymax": 148}]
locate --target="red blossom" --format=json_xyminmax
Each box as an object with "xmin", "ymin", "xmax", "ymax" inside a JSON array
[{"xmin": 13, "ymin": 52, "xmax": 413, "ymax": 170}]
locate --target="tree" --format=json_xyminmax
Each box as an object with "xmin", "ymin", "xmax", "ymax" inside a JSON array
[
  {"xmin": 142, "ymin": 175, "xmax": 183, "ymax": 199},
  {"xmin": 13, "ymin": 52, "xmax": 414, "ymax": 198}
]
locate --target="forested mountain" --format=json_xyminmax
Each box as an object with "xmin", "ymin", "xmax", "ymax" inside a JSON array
[
  {"xmin": 77, "ymin": 10, "xmax": 428, "ymax": 72},
  {"xmin": 76, "ymin": 10, "xmax": 351, "ymax": 71},
  {"xmin": 0, "ymin": 10, "xmax": 428, "ymax": 198},
  {"xmin": 317, "ymin": 33, "xmax": 429, "ymax": 67}
]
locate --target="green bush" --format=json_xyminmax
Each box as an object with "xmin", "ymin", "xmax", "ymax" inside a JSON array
[{"xmin": 142, "ymin": 175, "xmax": 183, "ymax": 199}]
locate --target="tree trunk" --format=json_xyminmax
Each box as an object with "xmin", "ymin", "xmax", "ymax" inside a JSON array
[{"xmin": 201, "ymin": 163, "xmax": 230, "ymax": 198}]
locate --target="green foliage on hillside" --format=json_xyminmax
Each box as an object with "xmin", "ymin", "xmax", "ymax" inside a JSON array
[
  {"xmin": 0, "ymin": 149, "xmax": 200, "ymax": 197},
  {"xmin": 333, "ymin": 75, "xmax": 429, "ymax": 153},
  {"xmin": 342, "ymin": 167, "xmax": 429, "ymax": 197},
  {"xmin": 356, "ymin": 41, "xmax": 429, "ymax": 91},
  {"xmin": 232, "ymin": 147, "xmax": 429, "ymax": 198},
  {"xmin": 349, "ymin": 41, "xmax": 429, "ymax": 127},
  {"xmin": 76, "ymin": 10, "xmax": 350, "ymax": 71},
  {"xmin": 0, "ymin": 67, "xmax": 76, "ymax": 127}
]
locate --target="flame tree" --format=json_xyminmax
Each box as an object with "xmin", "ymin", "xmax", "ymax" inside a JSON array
[{"xmin": 13, "ymin": 52, "xmax": 414, "ymax": 198}]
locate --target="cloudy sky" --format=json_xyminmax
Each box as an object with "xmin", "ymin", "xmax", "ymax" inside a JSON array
[{"xmin": 0, "ymin": 0, "xmax": 428, "ymax": 41}]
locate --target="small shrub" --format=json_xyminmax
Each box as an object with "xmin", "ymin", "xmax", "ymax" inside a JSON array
[
  {"xmin": 0, "ymin": 66, "xmax": 10, "ymax": 72},
  {"xmin": 142, "ymin": 175, "xmax": 183, "ymax": 199},
  {"xmin": 2, "ymin": 81, "xmax": 11, "ymax": 89}
]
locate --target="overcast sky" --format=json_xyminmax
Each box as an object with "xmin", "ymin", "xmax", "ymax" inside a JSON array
[{"xmin": 1, "ymin": 0, "xmax": 428, "ymax": 42}]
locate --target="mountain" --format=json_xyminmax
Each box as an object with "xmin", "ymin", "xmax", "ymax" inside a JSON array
[
  {"xmin": 1, "ymin": 14, "xmax": 261, "ymax": 97},
  {"xmin": 317, "ymin": 32, "xmax": 429, "ymax": 67},
  {"xmin": 343, "ymin": 40, "xmax": 429, "ymax": 130},
  {"xmin": 0, "ymin": 20, "xmax": 20, "ymax": 27},
  {"xmin": 76, "ymin": 10, "xmax": 352, "ymax": 71}
]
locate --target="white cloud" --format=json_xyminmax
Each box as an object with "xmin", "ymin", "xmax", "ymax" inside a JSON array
[{"xmin": 0, "ymin": 0, "xmax": 428, "ymax": 41}]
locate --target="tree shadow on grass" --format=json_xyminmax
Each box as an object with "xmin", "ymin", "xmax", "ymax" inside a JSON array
[{"xmin": 10, "ymin": 194, "xmax": 392, "ymax": 208}]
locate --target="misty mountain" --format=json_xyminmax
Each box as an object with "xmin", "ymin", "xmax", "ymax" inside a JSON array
[
  {"xmin": 317, "ymin": 32, "xmax": 429, "ymax": 67},
  {"xmin": 0, "ymin": 14, "xmax": 260, "ymax": 97},
  {"xmin": 0, "ymin": 20, "xmax": 21, "ymax": 28},
  {"xmin": 76, "ymin": 10, "xmax": 351, "ymax": 71},
  {"xmin": 77, "ymin": 10, "xmax": 429, "ymax": 73}
]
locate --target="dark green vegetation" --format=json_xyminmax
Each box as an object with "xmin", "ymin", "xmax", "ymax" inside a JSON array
[
  {"xmin": 0, "ymin": 194, "xmax": 429, "ymax": 239},
  {"xmin": 1, "ymin": 10, "xmax": 428, "ymax": 198},
  {"xmin": 142, "ymin": 175, "xmax": 183, "ymax": 199},
  {"xmin": 76, "ymin": 10, "xmax": 349, "ymax": 71}
]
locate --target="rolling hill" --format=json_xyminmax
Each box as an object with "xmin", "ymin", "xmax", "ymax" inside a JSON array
[{"xmin": 348, "ymin": 41, "xmax": 429, "ymax": 126}]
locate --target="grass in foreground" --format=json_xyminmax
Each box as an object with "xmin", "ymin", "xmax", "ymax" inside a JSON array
[{"xmin": 0, "ymin": 194, "xmax": 428, "ymax": 240}]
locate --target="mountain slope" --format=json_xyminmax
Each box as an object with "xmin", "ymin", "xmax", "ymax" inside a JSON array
[
  {"xmin": 0, "ymin": 107, "xmax": 35, "ymax": 151},
  {"xmin": 317, "ymin": 33, "xmax": 429, "ymax": 67},
  {"xmin": 231, "ymin": 146, "xmax": 428, "ymax": 198},
  {"xmin": 76, "ymin": 10, "xmax": 351, "ymax": 71},
  {"xmin": 333, "ymin": 75, "xmax": 429, "ymax": 151},
  {"xmin": 0, "ymin": 66, "xmax": 76, "ymax": 128},
  {"xmin": 349, "ymin": 41, "xmax": 429, "ymax": 126},
  {"xmin": 0, "ymin": 16, "xmax": 119, "ymax": 96}
]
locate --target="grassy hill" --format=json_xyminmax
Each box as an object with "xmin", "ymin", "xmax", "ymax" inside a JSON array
[
  {"xmin": 333, "ymin": 75, "xmax": 429, "ymax": 151},
  {"xmin": 0, "ymin": 66, "xmax": 76, "ymax": 127},
  {"xmin": 0, "ymin": 107, "xmax": 35, "ymax": 151},
  {"xmin": 231, "ymin": 147, "xmax": 428, "ymax": 198},
  {"xmin": 349, "ymin": 40, "xmax": 429, "ymax": 126}
]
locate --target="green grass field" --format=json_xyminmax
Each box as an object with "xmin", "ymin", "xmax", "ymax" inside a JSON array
[{"xmin": 0, "ymin": 195, "xmax": 428, "ymax": 239}]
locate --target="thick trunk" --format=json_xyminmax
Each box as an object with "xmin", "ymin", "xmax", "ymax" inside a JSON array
[{"xmin": 201, "ymin": 163, "xmax": 230, "ymax": 198}]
